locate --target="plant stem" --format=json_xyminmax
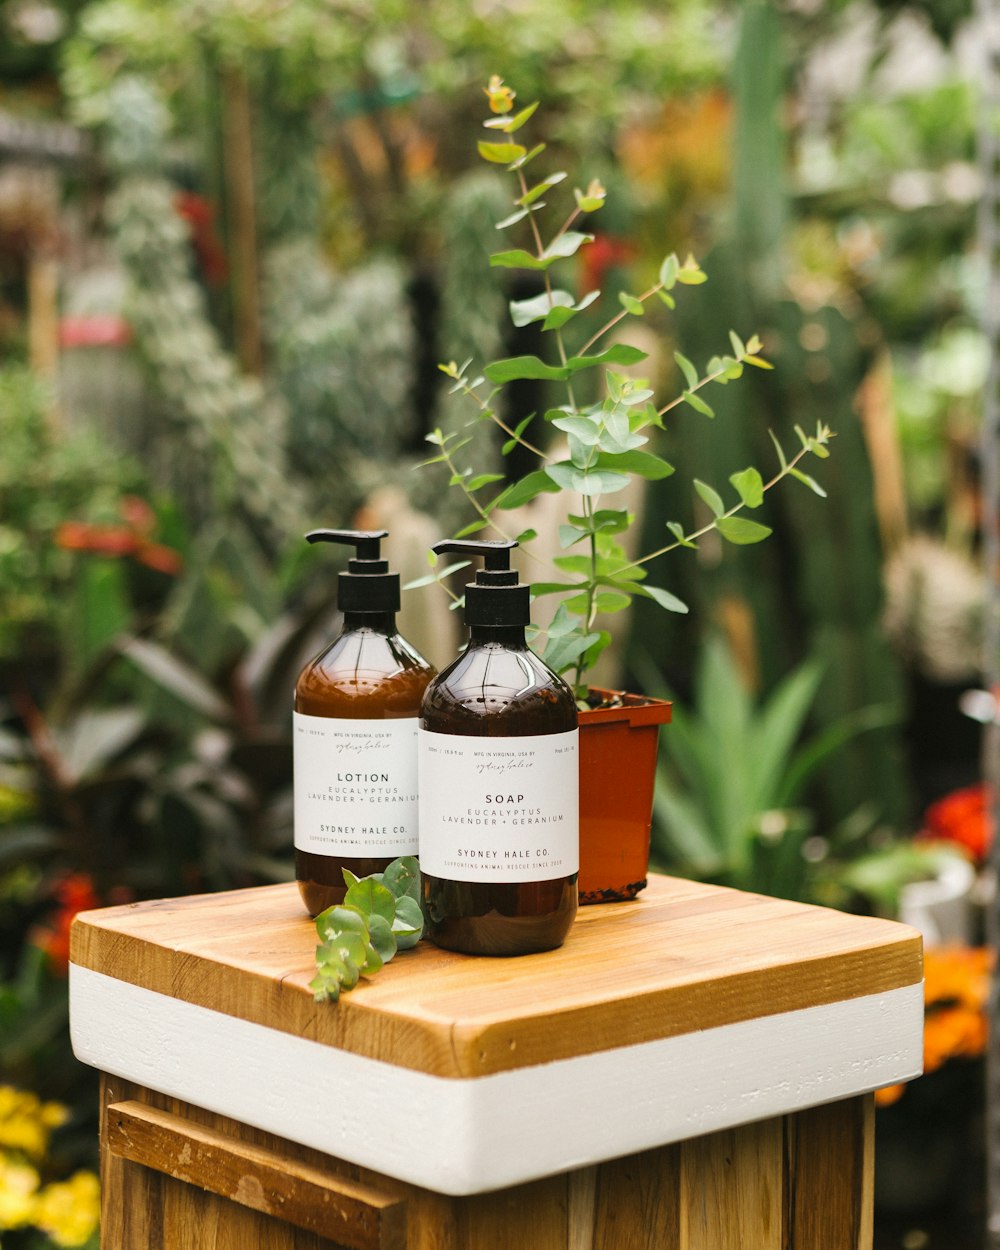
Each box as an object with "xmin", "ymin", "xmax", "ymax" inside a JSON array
[
  {"xmin": 622, "ymin": 442, "xmax": 816, "ymax": 572},
  {"xmin": 577, "ymin": 282, "xmax": 663, "ymax": 357}
]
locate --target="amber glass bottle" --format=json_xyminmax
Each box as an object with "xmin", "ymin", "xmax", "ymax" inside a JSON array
[
  {"xmin": 294, "ymin": 529, "xmax": 435, "ymax": 916},
  {"xmin": 418, "ymin": 540, "xmax": 578, "ymax": 956}
]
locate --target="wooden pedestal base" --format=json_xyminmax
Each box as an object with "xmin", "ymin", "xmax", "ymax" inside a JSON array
[{"xmin": 100, "ymin": 1076, "xmax": 874, "ymax": 1250}]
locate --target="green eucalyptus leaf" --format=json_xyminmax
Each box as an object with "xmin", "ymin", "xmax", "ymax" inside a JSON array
[
  {"xmin": 502, "ymin": 413, "xmax": 536, "ymax": 455},
  {"xmin": 510, "ymin": 142, "xmax": 546, "ymax": 168},
  {"xmin": 490, "ymin": 248, "xmax": 550, "ymax": 271},
  {"xmin": 484, "ymin": 356, "xmax": 568, "ymax": 383},
  {"xmin": 467, "ymin": 473, "xmax": 506, "ymax": 491},
  {"xmin": 361, "ymin": 941, "xmax": 385, "ymax": 976},
  {"xmin": 716, "ymin": 517, "xmax": 773, "ymax": 545},
  {"xmin": 393, "ymin": 894, "xmax": 425, "ymax": 934},
  {"xmin": 518, "ymin": 171, "xmax": 567, "ymax": 206},
  {"xmin": 729, "ymin": 467, "xmax": 764, "ymax": 509},
  {"xmin": 551, "ymin": 415, "xmax": 601, "ymax": 445},
  {"xmin": 618, "ymin": 292, "xmax": 645, "ymax": 316},
  {"xmin": 789, "ymin": 467, "xmax": 828, "ymax": 498},
  {"xmin": 496, "ymin": 208, "xmax": 531, "ymax": 229},
  {"xmin": 331, "ymin": 930, "xmax": 369, "ymax": 969},
  {"xmin": 542, "ymin": 231, "xmax": 593, "ymax": 260},
  {"xmin": 545, "ymin": 463, "xmax": 631, "ymax": 496},
  {"xmin": 492, "ymin": 469, "xmax": 561, "ymax": 510},
  {"xmin": 673, "ymin": 352, "xmax": 698, "ymax": 389},
  {"xmin": 728, "ymin": 330, "xmax": 746, "ymax": 357},
  {"xmin": 683, "ymin": 391, "xmax": 715, "ymax": 418},
  {"xmin": 542, "ymin": 628, "xmax": 605, "ymax": 674},
  {"xmin": 565, "ymin": 344, "xmax": 647, "ymax": 373},
  {"xmin": 478, "ymin": 140, "xmax": 527, "ymax": 164},
  {"xmin": 659, "ymin": 253, "xmax": 679, "ymax": 289},
  {"xmin": 589, "ymin": 509, "xmax": 631, "ymax": 534},
  {"xmin": 666, "ymin": 521, "xmax": 698, "ymax": 549},
  {"xmin": 632, "ymin": 584, "xmax": 690, "ymax": 614},
  {"xmin": 315, "ymin": 904, "xmax": 367, "ymax": 942},
  {"xmin": 344, "ymin": 877, "xmax": 396, "ymax": 923},
  {"xmin": 338, "ymin": 958, "xmax": 361, "ymax": 990},
  {"xmin": 310, "ymin": 966, "xmax": 342, "ymax": 1003},
  {"xmin": 544, "ymin": 290, "xmax": 600, "ymax": 330},
  {"xmin": 515, "ymin": 528, "xmax": 538, "ymax": 544},
  {"xmin": 595, "ymin": 450, "xmax": 674, "ymax": 480},
  {"xmin": 553, "ymin": 554, "xmax": 592, "ymax": 576},
  {"xmin": 453, "ymin": 519, "xmax": 490, "ymax": 539},
  {"xmin": 531, "ymin": 581, "xmax": 582, "ymax": 597},
  {"xmin": 694, "ymin": 480, "xmax": 725, "ymax": 517},
  {"xmin": 593, "ymin": 590, "xmax": 632, "ymax": 613},
  {"xmin": 559, "ymin": 523, "xmax": 588, "ymax": 549},
  {"xmin": 382, "ymin": 855, "xmax": 422, "ymax": 902},
  {"xmin": 495, "ymin": 100, "xmax": 539, "ymax": 132},
  {"xmin": 676, "ymin": 263, "xmax": 707, "ymax": 285},
  {"xmin": 509, "ymin": 290, "xmax": 575, "ymax": 328},
  {"xmin": 367, "ymin": 913, "xmax": 398, "ymax": 963}
]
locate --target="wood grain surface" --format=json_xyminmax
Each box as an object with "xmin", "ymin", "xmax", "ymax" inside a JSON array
[
  {"xmin": 106, "ymin": 1100, "xmax": 405, "ymax": 1249},
  {"xmin": 71, "ymin": 874, "xmax": 921, "ymax": 1079},
  {"xmin": 99, "ymin": 1078, "xmax": 876, "ymax": 1250}
]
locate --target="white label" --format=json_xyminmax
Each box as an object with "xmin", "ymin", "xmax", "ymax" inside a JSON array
[
  {"xmin": 294, "ymin": 713, "xmax": 419, "ymax": 857},
  {"xmin": 417, "ymin": 729, "xmax": 579, "ymax": 882}
]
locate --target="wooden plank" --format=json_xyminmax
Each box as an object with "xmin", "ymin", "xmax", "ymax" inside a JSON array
[
  {"xmin": 680, "ymin": 1120, "xmax": 784, "ymax": 1250},
  {"xmin": 106, "ymin": 1100, "xmax": 405, "ymax": 1250},
  {"xmin": 592, "ymin": 1145, "xmax": 681, "ymax": 1250},
  {"xmin": 71, "ymin": 875, "xmax": 922, "ymax": 1079},
  {"xmin": 784, "ymin": 1095, "xmax": 874, "ymax": 1250},
  {"xmin": 459, "ymin": 1174, "xmax": 570, "ymax": 1250}
]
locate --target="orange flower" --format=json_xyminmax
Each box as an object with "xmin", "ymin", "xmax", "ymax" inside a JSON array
[
  {"xmin": 29, "ymin": 875, "xmax": 101, "ymax": 976},
  {"xmin": 877, "ymin": 945, "xmax": 992, "ymax": 1107}
]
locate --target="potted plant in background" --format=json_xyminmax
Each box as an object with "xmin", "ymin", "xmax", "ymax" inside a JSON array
[{"xmin": 415, "ymin": 77, "xmax": 833, "ymax": 902}]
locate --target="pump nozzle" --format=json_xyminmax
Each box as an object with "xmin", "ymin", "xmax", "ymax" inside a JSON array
[
  {"xmin": 432, "ymin": 538, "xmax": 516, "ymax": 573},
  {"xmin": 431, "ymin": 538, "xmax": 528, "ymax": 626},
  {"xmin": 307, "ymin": 529, "xmax": 398, "ymax": 613},
  {"xmin": 307, "ymin": 529, "xmax": 389, "ymax": 572}
]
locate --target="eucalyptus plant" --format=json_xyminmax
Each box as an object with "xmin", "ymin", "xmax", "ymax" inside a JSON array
[
  {"xmin": 418, "ymin": 77, "xmax": 833, "ymax": 699},
  {"xmin": 310, "ymin": 857, "xmax": 424, "ymax": 1003}
]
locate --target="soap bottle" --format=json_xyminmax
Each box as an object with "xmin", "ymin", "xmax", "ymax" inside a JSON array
[
  {"xmin": 418, "ymin": 539, "xmax": 578, "ymax": 956},
  {"xmin": 294, "ymin": 529, "xmax": 435, "ymax": 917}
]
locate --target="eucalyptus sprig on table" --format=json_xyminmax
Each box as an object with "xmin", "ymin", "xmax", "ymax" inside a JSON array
[
  {"xmin": 310, "ymin": 856, "xmax": 424, "ymax": 1003},
  {"xmin": 416, "ymin": 76, "xmax": 832, "ymax": 699}
]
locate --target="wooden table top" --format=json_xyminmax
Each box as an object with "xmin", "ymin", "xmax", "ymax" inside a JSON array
[{"xmin": 70, "ymin": 874, "xmax": 922, "ymax": 1080}]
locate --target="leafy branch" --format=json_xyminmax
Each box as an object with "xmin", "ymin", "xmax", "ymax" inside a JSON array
[
  {"xmin": 310, "ymin": 856, "xmax": 424, "ymax": 1003},
  {"xmin": 418, "ymin": 77, "xmax": 833, "ymax": 697}
]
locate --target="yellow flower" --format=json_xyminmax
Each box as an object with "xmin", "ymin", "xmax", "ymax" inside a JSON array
[
  {"xmin": 0, "ymin": 1154, "xmax": 41, "ymax": 1229},
  {"xmin": 34, "ymin": 1170, "xmax": 101, "ymax": 1247},
  {"xmin": 0, "ymin": 1087, "xmax": 68, "ymax": 1161}
]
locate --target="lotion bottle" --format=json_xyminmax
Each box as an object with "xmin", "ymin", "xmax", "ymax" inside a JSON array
[
  {"xmin": 418, "ymin": 539, "xmax": 578, "ymax": 955},
  {"xmin": 294, "ymin": 529, "xmax": 435, "ymax": 916}
]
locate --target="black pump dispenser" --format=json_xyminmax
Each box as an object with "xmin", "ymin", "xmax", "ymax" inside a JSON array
[
  {"xmin": 433, "ymin": 539, "xmax": 529, "ymax": 627},
  {"xmin": 307, "ymin": 529, "xmax": 400, "ymax": 614}
]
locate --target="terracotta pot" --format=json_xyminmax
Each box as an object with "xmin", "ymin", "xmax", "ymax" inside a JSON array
[{"xmin": 577, "ymin": 688, "xmax": 672, "ymax": 905}]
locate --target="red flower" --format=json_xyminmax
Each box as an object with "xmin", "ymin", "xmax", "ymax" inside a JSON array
[
  {"xmin": 921, "ymin": 784, "xmax": 994, "ymax": 863},
  {"xmin": 55, "ymin": 499, "xmax": 183, "ymax": 576},
  {"xmin": 30, "ymin": 874, "xmax": 102, "ymax": 976},
  {"xmin": 175, "ymin": 191, "xmax": 229, "ymax": 286},
  {"xmin": 579, "ymin": 234, "xmax": 637, "ymax": 299}
]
